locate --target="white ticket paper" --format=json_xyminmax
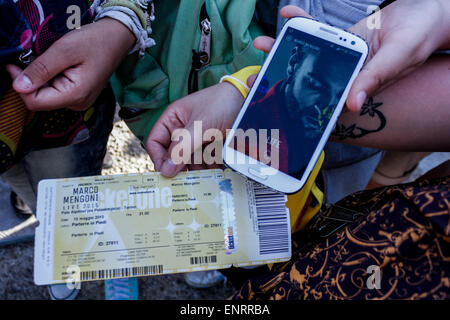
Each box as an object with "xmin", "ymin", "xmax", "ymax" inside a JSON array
[{"xmin": 34, "ymin": 169, "xmax": 291, "ymax": 285}]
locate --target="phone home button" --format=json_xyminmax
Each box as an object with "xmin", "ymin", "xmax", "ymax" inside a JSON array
[{"xmin": 248, "ymin": 168, "xmax": 268, "ymax": 181}]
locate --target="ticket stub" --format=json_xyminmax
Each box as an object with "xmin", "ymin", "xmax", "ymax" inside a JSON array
[{"xmin": 34, "ymin": 169, "xmax": 291, "ymax": 285}]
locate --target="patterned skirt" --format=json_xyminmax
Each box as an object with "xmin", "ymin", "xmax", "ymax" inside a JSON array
[{"xmin": 233, "ymin": 176, "xmax": 450, "ymax": 300}]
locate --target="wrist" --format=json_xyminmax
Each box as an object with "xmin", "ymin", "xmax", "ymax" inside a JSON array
[
  {"xmin": 96, "ymin": 17, "xmax": 136, "ymax": 53},
  {"xmin": 220, "ymin": 81, "xmax": 245, "ymax": 105},
  {"xmin": 94, "ymin": 1, "xmax": 156, "ymax": 56}
]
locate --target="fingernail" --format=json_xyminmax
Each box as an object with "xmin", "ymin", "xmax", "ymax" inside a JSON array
[
  {"xmin": 161, "ymin": 158, "xmax": 177, "ymax": 177},
  {"xmin": 14, "ymin": 74, "xmax": 32, "ymax": 90},
  {"xmin": 356, "ymin": 91, "xmax": 367, "ymax": 111}
]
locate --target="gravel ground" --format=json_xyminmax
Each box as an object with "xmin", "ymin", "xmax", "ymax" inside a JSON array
[
  {"xmin": 0, "ymin": 241, "xmax": 235, "ymax": 299},
  {"xmin": 1, "ymin": 110, "xmax": 449, "ymax": 300},
  {"xmin": 101, "ymin": 115, "xmax": 155, "ymax": 176}
]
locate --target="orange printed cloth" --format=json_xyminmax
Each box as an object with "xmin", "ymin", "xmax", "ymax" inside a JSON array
[
  {"xmin": 233, "ymin": 176, "xmax": 450, "ymax": 300},
  {"xmin": 0, "ymin": 89, "xmax": 31, "ymax": 171}
]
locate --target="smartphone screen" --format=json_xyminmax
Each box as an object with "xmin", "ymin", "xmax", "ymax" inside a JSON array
[{"xmin": 230, "ymin": 27, "xmax": 363, "ymax": 180}]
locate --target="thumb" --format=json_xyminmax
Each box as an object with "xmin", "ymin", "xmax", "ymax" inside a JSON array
[
  {"xmin": 280, "ymin": 5, "xmax": 313, "ymax": 19},
  {"xmin": 160, "ymin": 121, "xmax": 207, "ymax": 177},
  {"xmin": 347, "ymin": 36, "xmax": 422, "ymax": 111},
  {"xmin": 11, "ymin": 44, "xmax": 73, "ymax": 94}
]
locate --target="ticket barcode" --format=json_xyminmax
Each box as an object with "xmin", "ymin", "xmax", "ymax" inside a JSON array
[
  {"xmin": 80, "ymin": 265, "xmax": 164, "ymax": 281},
  {"xmin": 189, "ymin": 255, "xmax": 217, "ymax": 265},
  {"xmin": 252, "ymin": 183, "xmax": 290, "ymax": 255}
]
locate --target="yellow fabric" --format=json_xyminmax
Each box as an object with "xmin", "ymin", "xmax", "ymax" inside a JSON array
[
  {"xmin": 221, "ymin": 76, "xmax": 249, "ymax": 98},
  {"xmin": 0, "ymin": 89, "xmax": 29, "ymax": 152},
  {"xmin": 229, "ymin": 66, "xmax": 324, "ymax": 234},
  {"xmin": 287, "ymin": 152, "xmax": 324, "ymax": 233},
  {"xmin": 222, "ymin": 66, "xmax": 261, "ymax": 97},
  {"xmin": 231, "ymin": 66, "xmax": 261, "ymax": 84}
]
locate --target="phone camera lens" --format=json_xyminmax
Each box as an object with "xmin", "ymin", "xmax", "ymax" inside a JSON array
[{"xmin": 351, "ymin": 41, "xmax": 356, "ymax": 45}]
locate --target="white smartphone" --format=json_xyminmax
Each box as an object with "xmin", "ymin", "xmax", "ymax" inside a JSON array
[{"xmin": 223, "ymin": 17, "xmax": 369, "ymax": 194}]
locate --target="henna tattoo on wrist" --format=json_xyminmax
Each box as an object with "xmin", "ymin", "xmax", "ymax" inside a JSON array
[{"xmin": 333, "ymin": 97, "xmax": 386, "ymax": 140}]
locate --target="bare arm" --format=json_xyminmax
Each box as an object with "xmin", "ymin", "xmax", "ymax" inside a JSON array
[{"xmin": 332, "ymin": 54, "xmax": 450, "ymax": 151}]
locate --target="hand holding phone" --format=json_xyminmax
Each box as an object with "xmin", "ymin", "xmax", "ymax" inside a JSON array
[{"xmin": 223, "ymin": 17, "xmax": 368, "ymax": 193}]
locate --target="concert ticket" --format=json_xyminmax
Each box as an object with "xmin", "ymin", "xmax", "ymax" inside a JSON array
[{"xmin": 34, "ymin": 169, "xmax": 291, "ymax": 285}]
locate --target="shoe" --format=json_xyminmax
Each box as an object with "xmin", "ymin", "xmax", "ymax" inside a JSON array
[
  {"xmin": 0, "ymin": 214, "xmax": 38, "ymax": 241},
  {"xmin": 10, "ymin": 192, "xmax": 33, "ymax": 218},
  {"xmin": 105, "ymin": 277, "xmax": 139, "ymax": 300},
  {"xmin": 102, "ymin": 151, "xmax": 113, "ymax": 169},
  {"xmin": 48, "ymin": 283, "xmax": 80, "ymax": 300},
  {"xmin": 0, "ymin": 192, "xmax": 36, "ymax": 245},
  {"xmin": 184, "ymin": 271, "xmax": 225, "ymax": 289}
]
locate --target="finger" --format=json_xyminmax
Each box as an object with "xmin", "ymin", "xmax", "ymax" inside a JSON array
[
  {"xmin": 11, "ymin": 41, "xmax": 76, "ymax": 94},
  {"xmin": 7, "ymin": 65, "xmax": 78, "ymax": 110},
  {"xmin": 280, "ymin": 5, "xmax": 313, "ymax": 19},
  {"xmin": 347, "ymin": 38, "xmax": 422, "ymax": 111},
  {"xmin": 145, "ymin": 105, "xmax": 197, "ymax": 177},
  {"xmin": 146, "ymin": 119, "xmax": 174, "ymax": 172},
  {"xmin": 158, "ymin": 150, "xmax": 187, "ymax": 178},
  {"xmin": 162, "ymin": 121, "xmax": 205, "ymax": 177},
  {"xmin": 147, "ymin": 139, "xmax": 172, "ymax": 174},
  {"xmin": 14, "ymin": 70, "xmax": 91, "ymax": 111},
  {"xmin": 347, "ymin": 17, "xmax": 370, "ymax": 41},
  {"xmin": 247, "ymin": 74, "xmax": 257, "ymax": 87},
  {"xmin": 253, "ymin": 36, "xmax": 275, "ymax": 53}
]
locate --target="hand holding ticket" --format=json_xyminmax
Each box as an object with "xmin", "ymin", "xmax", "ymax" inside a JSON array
[{"xmin": 34, "ymin": 169, "xmax": 291, "ymax": 285}]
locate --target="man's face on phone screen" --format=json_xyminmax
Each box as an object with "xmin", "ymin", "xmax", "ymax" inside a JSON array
[{"xmin": 286, "ymin": 50, "xmax": 347, "ymax": 119}]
